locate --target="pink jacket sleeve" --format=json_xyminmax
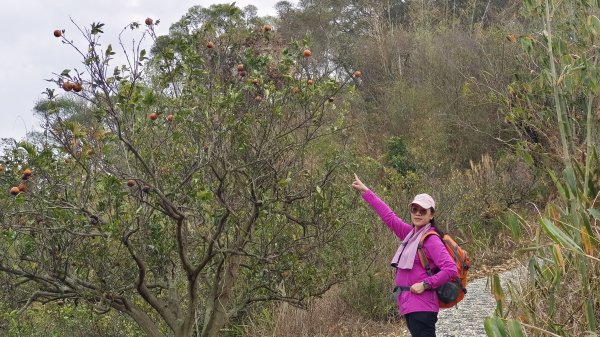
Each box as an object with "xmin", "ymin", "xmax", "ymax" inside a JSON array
[
  {"xmin": 421, "ymin": 234, "xmax": 458, "ymax": 288},
  {"xmin": 362, "ymin": 190, "xmax": 412, "ymax": 240}
]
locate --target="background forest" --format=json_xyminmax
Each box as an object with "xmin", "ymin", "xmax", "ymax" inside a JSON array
[{"xmin": 0, "ymin": 0, "xmax": 598, "ymax": 336}]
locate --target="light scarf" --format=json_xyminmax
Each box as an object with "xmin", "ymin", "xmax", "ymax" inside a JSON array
[{"xmin": 391, "ymin": 224, "xmax": 432, "ymax": 269}]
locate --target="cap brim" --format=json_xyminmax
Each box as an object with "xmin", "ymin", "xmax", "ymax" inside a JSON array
[{"xmin": 410, "ymin": 201, "xmax": 434, "ymax": 210}]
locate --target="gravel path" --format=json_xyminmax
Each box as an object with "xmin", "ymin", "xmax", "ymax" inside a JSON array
[{"xmin": 435, "ymin": 264, "xmax": 526, "ymax": 337}]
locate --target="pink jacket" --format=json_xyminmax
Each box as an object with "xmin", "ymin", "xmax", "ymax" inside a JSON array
[{"xmin": 362, "ymin": 190, "xmax": 458, "ymax": 314}]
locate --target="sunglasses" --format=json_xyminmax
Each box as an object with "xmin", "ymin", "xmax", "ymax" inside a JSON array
[{"xmin": 409, "ymin": 205, "xmax": 430, "ymax": 216}]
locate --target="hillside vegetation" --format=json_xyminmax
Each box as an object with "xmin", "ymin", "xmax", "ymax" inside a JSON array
[{"xmin": 0, "ymin": 1, "xmax": 598, "ymax": 336}]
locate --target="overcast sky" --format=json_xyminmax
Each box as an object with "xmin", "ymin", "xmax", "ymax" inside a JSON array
[{"xmin": 0, "ymin": 0, "xmax": 291, "ymax": 141}]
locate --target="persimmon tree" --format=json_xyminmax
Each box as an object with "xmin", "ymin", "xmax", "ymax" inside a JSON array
[{"xmin": 0, "ymin": 5, "xmax": 368, "ymax": 337}]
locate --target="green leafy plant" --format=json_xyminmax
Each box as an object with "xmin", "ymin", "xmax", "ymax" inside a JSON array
[
  {"xmin": 485, "ymin": 0, "xmax": 600, "ymax": 335},
  {"xmin": 0, "ymin": 5, "xmax": 369, "ymax": 337},
  {"xmin": 341, "ymin": 271, "xmax": 398, "ymax": 322},
  {"xmin": 384, "ymin": 136, "xmax": 415, "ymax": 175}
]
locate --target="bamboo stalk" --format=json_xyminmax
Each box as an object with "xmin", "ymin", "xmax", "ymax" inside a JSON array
[
  {"xmin": 584, "ymin": 94, "xmax": 595, "ymax": 198},
  {"xmin": 544, "ymin": 0, "xmax": 573, "ymax": 172}
]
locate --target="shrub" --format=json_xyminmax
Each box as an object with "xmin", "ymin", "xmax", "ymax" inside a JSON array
[
  {"xmin": 384, "ymin": 136, "xmax": 415, "ymax": 175},
  {"xmin": 340, "ymin": 271, "xmax": 399, "ymax": 322}
]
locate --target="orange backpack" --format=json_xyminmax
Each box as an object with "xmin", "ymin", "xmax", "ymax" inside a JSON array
[{"xmin": 418, "ymin": 231, "xmax": 470, "ymax": 309}]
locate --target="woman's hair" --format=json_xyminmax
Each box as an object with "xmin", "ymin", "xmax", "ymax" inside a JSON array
[{"xmin": 429, "ymin": 211, "xmax": 446, "ymax": 236}]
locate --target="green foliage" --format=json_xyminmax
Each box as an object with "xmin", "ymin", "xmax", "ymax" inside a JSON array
[
  {"xmin": 340, "ymin": 272, "xmax": 398, "ymax": 322},
  {"xmin": 486, "ymin": 0, "xmax": 600, "ymax": 336},
  {"xmin": 492, "ymin": 160, "xmax": 600, "ymax": 336},
  {"xmin": 484, "ymin": 317, "xmax": 526, "ymax": 337},
  {"xmin": 501, "ymin": 211, "xmax": 524, "ymax": 242},
  {"xmin": 0, "ymin": 303, "xmax": 144, "ymax": 337},
  {"xmin": 0, "ymin": 4, "xmax": 369, "ymax": 337},
  {"xmin": 4, "ymin": 0, "xmax": 596, "ymax": 335},
  {"xmin": 384, "ymin": 136, "xmax": 414, "ymax": 175}
]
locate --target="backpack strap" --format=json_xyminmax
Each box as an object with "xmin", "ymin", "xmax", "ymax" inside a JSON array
[{"xmin": 417, "ymin": 231, "xmax": 440, "ymax": 276}]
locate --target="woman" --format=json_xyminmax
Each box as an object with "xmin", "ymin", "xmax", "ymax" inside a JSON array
[{"xmin": 351, "ymin": 174, "xmax": 457, "ymax": 337}]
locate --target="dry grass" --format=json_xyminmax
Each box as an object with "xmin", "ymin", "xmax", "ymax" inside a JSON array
[
  {"xmin": 243, "ymin": 286, "xmax": 410, "ymax": 337},
  {"xmin": 503, "ymin": 257, "xmax": 600, "ymax": 337}
]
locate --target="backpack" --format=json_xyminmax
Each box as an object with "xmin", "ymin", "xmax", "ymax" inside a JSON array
[{"xmin": 417, "ymin": 230, "xmax": 470, "ymax": 309}]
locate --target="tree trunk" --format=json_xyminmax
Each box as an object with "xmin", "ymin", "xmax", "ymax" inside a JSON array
[
  {"xmin": 122, "ymin": 305, "xmax": 168, "ymax": 337},
  {"xmin": 201, "ymin": 255, "xmax": 241, "ymax": 337}
]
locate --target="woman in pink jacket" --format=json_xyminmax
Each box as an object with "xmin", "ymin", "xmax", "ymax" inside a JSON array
[{"xmin": 352, "ymin": 174, "xmax": 457, "ymax": 337}]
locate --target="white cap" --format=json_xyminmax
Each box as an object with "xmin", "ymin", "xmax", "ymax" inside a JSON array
[{"xmin": 409, "ymin": 193, "xmax": 435, "ymax": 210}]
